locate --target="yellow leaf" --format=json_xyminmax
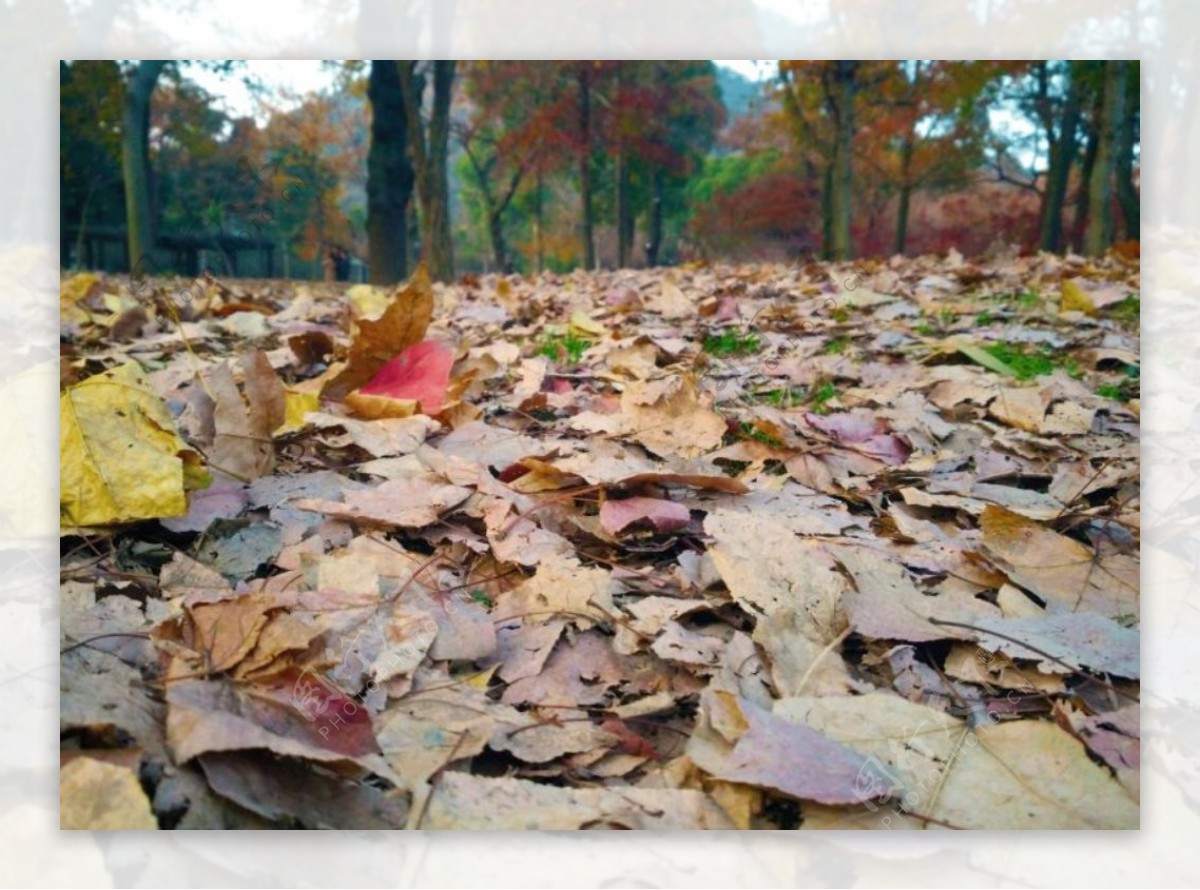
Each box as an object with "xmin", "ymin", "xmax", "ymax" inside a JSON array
[
  {"xmin": 463, "ymin": 664, "xmax": 499, "ymax": 689},
  {"xmin": 343, "ymin": 390, "xmax": 419, "ymax": 419},
  {"xmin": 60, "ymin": 272, "xmax": 101, "ymax": 324},
  {"xmin": 1060, "ymin": 279, "xmax": 1098, "ymax": 316},
  {"xmin": 568, "ymin": 309, "xmax": 606, "ymax": 337},
  {"xmin": 60, "ymin": 271, "xmax": 99, "ymax": 305},
  {"xmin": 276, "ymin": 388, "xmax": 322, "ymax": 435},
  {"xmin": 60, "ymin": 362, "xmax": 198, "ymax": 527},
  {"xmin": 346, "ymin": 283, "xmax": 391, "ymax": 319}
]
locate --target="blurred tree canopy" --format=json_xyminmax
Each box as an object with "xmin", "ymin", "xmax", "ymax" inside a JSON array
[{"xmin": 59, "ymin": 59, "xmax": 1139, "ymax": 280}]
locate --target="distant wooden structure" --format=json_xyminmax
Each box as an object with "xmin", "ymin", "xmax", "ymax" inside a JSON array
[{"xmin": 62, "ymin": 225, "xmax": 279, "ymax": 278}]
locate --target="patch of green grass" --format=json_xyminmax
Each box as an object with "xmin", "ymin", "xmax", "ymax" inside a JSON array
[
  {"xmin": 754, "ymin": 386, "xmax": 801, "ymax": 408},
  {"xmin": 913, "ymin": 322, "xmax": 936, "ymax": 337},
  {"xmin": 987, "ymin": 289, "xmax": 1042, "ymax": 310},
  {"xmin": 808, "ymin": 380, "xmax": 839, "ymax": 414},
  {"xmin": 974, "ymin": 310, "xmax": 994, "ymax": 326},
  {"xmin": 823, "ymin": 336, "xmax": 851, "ymax": 355},
  {"xmin": 717, "ymin": 458, "xmax": 751, "ymax": 477},
  {"xmin": 468, "ymin": 588, "xmax": 494, "ymax": 609},
  {"xmin": 983, "ymin": 342, "xmax": 1082, "ymax": 381},
  {"xmin": 752, "ymin": 381, "xmax": 838, "ymax": 414},
  {"xmin": 938, "ymin": 309, "xmax": 956, "ymax": 327},
  {"xmin": 1096, "ymin": 375, "xmax": 1139, "ymax": 401},
  {"xmin": 1108, "ymin": 295, "xmax": 1140, "ymax": 326},
  {"xmin": 735, "ymin": 421, "xmax": 785, "ymax": 448},
  {"xmin": 703, "ymin": 329, "xmax": 762, "ymax": 357},
  {"xmin": 536, "ymin": 330, "xmax": 591, "ymax": 365}
]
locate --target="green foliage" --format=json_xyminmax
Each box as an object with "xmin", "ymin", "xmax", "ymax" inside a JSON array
[
  {"xmin": 536, "ymin": 330, "xmax": 591, "ymax": 365},
  {"xmin": 734, "ymin": 422, "xmax": 785, "ymax": 448},
  {"xmin": 808, "ymin": 380, "xmax": 839, "ymax": 414},
  {"xmin": 982, "ymin": 342, "xmax": 1081, "ymax": 380},
  {"xmin": 1108, "ymin": 295, "xmax": 1140, "ymax": 326},
  {"xmin": 753, "ymin": 386, "xmax": 801, "ymax": 408},
  {"xmin": 60, "ymin": 61, "xmax": 127, "ymax": 264},
  {"xmin": 1096, "ymin": 364, "xmax": 1139, "ymax": 400},
  {"xmin": 823, "ymin": 336, "xmax": 850, "ymax": 355},
  {"xmin": 468, "ymin": 588, "xmax": 495, "ymax": 609},
  {"xmin": 685, "ymin": 150, "xmax": 780, "ymax": 209},
  {"xmin": 703, "ymin": 329, "xmax": 762, "ymax": 357}
]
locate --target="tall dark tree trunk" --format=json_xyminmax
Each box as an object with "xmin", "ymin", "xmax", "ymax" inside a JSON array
[
  {"xmin": 1038, "ymin": 63, "xmax": 1083, "ymax": 253},
  {"xmin": 366, "ymin": 59, "xmax": 413, "ymax": 285},
  {"xmin": 827, "ymin": 61, "xmax": 858, "ymax": 261},
  {"xmin": 1084, "ymin": 60, "xmax": 1125, "ymax": 256},
  {"xmin": 1115, "ymin": 64, "xmax": 1140, "ymax": 241},
  {"xmin": 646, "ymin": 167, "xmax": 664, "ymax": 267},
  {"xmin": 894, "ymin": 131, "xmax": 914, "ymax": 256},
  {"xmin": 121, "ymin": 60, "xmax": 166, "ymax": 273},
  {"xmin": 577, "ymin": 64, "xmax": 596, "ymax": 270},
  {"xmin": 397, "ymin": 60, "xmax": 456, "ymax": 281},
  {"xmin": 487, "ymin": 210, "xmax": 509, "ymax": 272},
  {"xmin": 1072, "ymin": 122, "xmax": 1098, "ymax": 252}
]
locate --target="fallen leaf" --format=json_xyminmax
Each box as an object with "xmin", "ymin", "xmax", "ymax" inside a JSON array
[
  {"xmin": 60, "ymin": 757, "xmax": 158, "ymax": 830},
  {"xmin": 60, "ymin": 362, "xmax": 202, "ymax": 526},
  {"xmin": 324, "ymin": 265, "xmax": 434, "ymax": 399}
]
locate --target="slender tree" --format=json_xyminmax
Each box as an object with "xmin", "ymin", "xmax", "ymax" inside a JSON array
[
  {"xmin": 1084, "ymin": 60, "xmax": 1127, "ymax": 256},
  {"xmin": 397, "ymin": 60, "xmax": 457, "ymax": 281},
  {"xmin": 1114, "ymin": 61, "xmax": 1140, "ymax": 241},
  {"xmin": 576, "ymin": 63, "xmax": 596, "ymax": 270},
  {"xmin": 121, "ymin": 60, "xmax": 167, "ymax": 271},
  {"xmin": 1035, "ymin": 61, "xmax": 1084, "ymax": 253},
  {"xmin": 826, "ymin": 61, "xmax": 859, "ymax": 261}
]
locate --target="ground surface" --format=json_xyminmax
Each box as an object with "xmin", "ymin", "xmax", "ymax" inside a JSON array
[{"xmin": 60, "ymin": 249, "xmax": 1140, "ymax": 829}]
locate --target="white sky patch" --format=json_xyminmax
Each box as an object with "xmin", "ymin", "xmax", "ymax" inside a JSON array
[
  {"xmin": 183, "ymin": 61, "xmax": 338, "ymax": 122},
  {"xmin": 714, "ymin": 60, "xmax": 777, "ymax": 81}
]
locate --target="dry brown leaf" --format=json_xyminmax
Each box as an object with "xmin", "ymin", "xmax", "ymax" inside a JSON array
[
  {"xmin": 60, "ymin": 757, "xmax": 158, "ymax": 830},
  {"xmin": 323, "ymin": 264, "xmax": 434, "ymax": 399},
  {"xmin": 980, "ymin": 504, "xmax": 1139, "ymax": 618}
]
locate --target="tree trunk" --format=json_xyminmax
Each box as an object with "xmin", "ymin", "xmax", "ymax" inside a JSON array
[
  {"xmin": 121, "ymin": 60, "xmax": 166, "ymax": 274},
  {"xmin": 1084, "ymin": 61, "xmax": 1125, "ymax": 256},
  {"xmin": 1037, "ymin": 63, "xmax": 1083, "ymax": 253},
  {"xmin": 646, "ymin": 167, "xmax": 664, "ymax": 267},
  {"xmin": 366, "ymin": 60, "xmax": 414, "ymax": 284},
  {"xmin": 821, "ymin": 163, "xmax": 833, "ymax": 258},
  {"xmin": 1072, "ymin": 122, "xmax": 1098, "ymax": 251},
  {"xmin": 1114, "ymin": 64, "xmax": 1139, "ymax": 241},
  {"xmin": 577, "ymin": 64, "xmax": 596, "ymax": 270},
  {"xmin": 397, "ymin": 60, "xmax": 457, "ymax": 282},
  {"xmin": 534, "ymin": 168, "xmax": 545, "ymax": 274},
  {"xmin": 616, "ymin": 146, "xmax": 633, "ymax": 267},
  {"xmin": 487, "ymin": 209, "xmax": 509, "ymax": 272},
  {"xmin": 894, "ymin": 130, "xmax": 914, "ymax": 256},
  {"xmin": 827, "ymin": 61, "xmax": 857, "ymax": 261}
]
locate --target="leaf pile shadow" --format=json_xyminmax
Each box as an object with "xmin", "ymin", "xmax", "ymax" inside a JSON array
[{"xmin": 60, "ymin": 247, "xmax": 1139, "ymax": 829}]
